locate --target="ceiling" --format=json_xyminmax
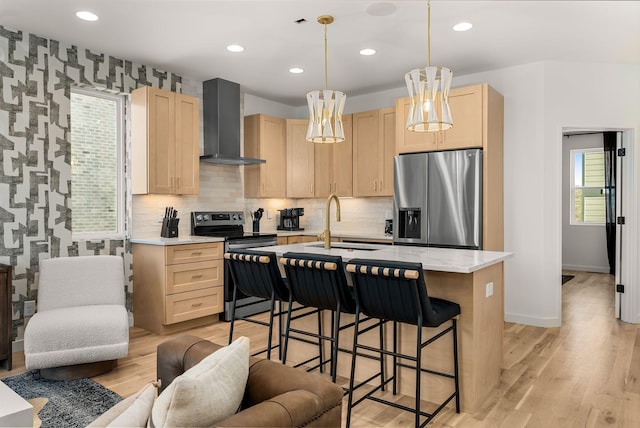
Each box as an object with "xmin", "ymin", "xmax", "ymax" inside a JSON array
[{"xmin": 1, "ymin": 1, "xmax": 639, "ymax": 106}]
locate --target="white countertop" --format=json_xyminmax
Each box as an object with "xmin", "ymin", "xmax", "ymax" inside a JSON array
[
  {"xmin": 259, "ymin": 242, "xmax": 512, "ymax": 274},
  {"xmin": 130, "ymin": 236, "xmax": 225, "ymax": 245}
]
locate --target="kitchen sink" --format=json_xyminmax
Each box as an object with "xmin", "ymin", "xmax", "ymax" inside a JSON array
[{"xmin": 306, "ymin": 243, "xmax": 380, "ymax": 252}]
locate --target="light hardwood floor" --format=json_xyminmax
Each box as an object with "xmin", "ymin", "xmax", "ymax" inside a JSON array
[{"xmin": 2, "ymin": 271, "xmax": 639, "ymax": 427}]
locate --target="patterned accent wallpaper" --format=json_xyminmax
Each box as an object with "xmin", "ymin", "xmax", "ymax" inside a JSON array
[{"xmin": 0, "ymin": 25, "xmax": 182, "ymax": 341}]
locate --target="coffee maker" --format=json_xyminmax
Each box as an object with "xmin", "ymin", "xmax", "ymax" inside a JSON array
[{"xmin": 277, "ymin": 208, "xmax": 304, "ymax": 231}]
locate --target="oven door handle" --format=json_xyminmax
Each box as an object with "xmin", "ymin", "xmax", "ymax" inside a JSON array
[{"xmin": 227, "ymin": 239, "xmax": 278, "ymax": 250}]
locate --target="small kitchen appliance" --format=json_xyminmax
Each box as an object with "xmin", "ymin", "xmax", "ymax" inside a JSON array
[
  {"xmin": 277, "ymin": 208, "xmax": 304, "ymax": 231},
  {"xmin": 191, "ymin": 211, "xmax": 277, "ymax": 321}
]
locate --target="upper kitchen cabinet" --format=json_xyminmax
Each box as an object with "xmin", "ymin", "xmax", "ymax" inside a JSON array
[
  {"xmin": 131, "ymin": 86, "xmax": 200, "ymax": 195},
  {"xmin": 353, "ymin": 107, "xmax": 395, "ymax": 197},
  {"xmin": 286, "ymin": 119, "xmax": 315, "ymax": 198},
  {"xmin": 244, "ymin": 114, "xmax": 286, "ymax": 198},
  {"xmin": 314, "ymin": 114, "xmax": 353, "ymax": 197},
  {"xmin": 395, "ymin": 84, "xmax": 500, "ymax": 154}
]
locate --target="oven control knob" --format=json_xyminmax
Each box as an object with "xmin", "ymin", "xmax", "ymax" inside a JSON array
[
  {"xmin": 196, "ymin": 214, "xmax": 203, "ymax": 222},
  {"xmin": 231, "ymin": 214, "xmax": 238, "ymax": 220},
  {"xmin": 203, "ymin": 214, "xmax": 210, "ymax": 221},
  {"xmin": 238, "ymin": 214, "xmax": 243, "ymax": 221}
]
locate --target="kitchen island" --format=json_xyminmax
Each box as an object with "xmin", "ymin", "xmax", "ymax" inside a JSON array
[{"xmin": 260, "ymin": 242, "xmax": 512, "ymax": 413}]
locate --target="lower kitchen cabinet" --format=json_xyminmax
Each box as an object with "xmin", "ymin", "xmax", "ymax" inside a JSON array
[{"xmin": 133, "ymin": 242, "xmax": 224, "ymax": 335}]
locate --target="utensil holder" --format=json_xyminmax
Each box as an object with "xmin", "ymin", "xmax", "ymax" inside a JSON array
[
  {"xmin": 252, "ymin": 220, "xmax": 260, "ymax": 233},
  {"xmin": 161, "ymin": 218, "xmax": 179, "ymax": 238}
]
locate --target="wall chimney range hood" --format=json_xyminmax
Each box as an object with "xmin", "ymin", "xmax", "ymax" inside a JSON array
[{"xmin": 200, "ymin": 78, "xmax": 266, "ymax": 165}]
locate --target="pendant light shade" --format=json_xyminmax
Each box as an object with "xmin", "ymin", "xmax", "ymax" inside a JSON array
[
  {"xmin": 306, "ymin": 15, "xmax": 346, "ymax": 143},
  {"xmin": 405, "ymin": 0, "xmax": 453, "ymax": 132}
]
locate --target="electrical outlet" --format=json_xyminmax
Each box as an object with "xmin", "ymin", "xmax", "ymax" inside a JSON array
[
  {"xmin": 24, "ymin": 300, "xmax": 36, "ymax": 317},
  {"xmin": 485, "ymin": 282, "xmax": 494, "ymax": 298},
  {"xmin": 267, "ymin": 210, "xmax": 272, "ymax": 220}
]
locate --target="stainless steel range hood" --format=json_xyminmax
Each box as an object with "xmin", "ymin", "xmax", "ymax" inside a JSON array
[{"xmin": 200, "ymin": 78, "xmax": 265, "ymax": 165}]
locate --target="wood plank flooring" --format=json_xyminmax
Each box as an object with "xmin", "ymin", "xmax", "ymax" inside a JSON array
[{"xmin": 2, "ymin": 270, "xmax": 639, "ymax": 427}]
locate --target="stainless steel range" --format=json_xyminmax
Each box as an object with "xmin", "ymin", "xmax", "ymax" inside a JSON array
[{"xmin": 191, "ymin": 211, "xmax": 278, "ymax": 321}]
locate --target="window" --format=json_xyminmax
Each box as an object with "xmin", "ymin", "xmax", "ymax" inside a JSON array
[
  {"xmin": 570, "ymin": 148, "xmax": 605, "ymax": 225},
  {"xmin": 70, "ymin": 87, "xmax": 125, "ymax": 238}
]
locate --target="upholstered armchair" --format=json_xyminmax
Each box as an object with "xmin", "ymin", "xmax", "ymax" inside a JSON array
[{"xmin": 24, "ymin": 255, "xmax": 129, "ymax": 379}]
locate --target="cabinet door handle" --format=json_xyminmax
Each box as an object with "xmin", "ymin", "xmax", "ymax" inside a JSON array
[
  {"xmin": 191, "ymin": 252, "xmax": 202, "ymax": 256},
  {"xmin": 191, "ymin": 302, "xmax": 204, "ymax": 308},
  {"xmin": 373, "ymin": 180, "xmax": 377, "ymax": 191},
  {"xmin": 177, "ymin": 177, "xmax": 181, "ymax": 189},
  {"xmin": 191, "ymin": 274, "xmax": 203, "ymax": 279},
  {"xmin": 379, "ymin": 180, "xmax": 383, "ymax": 192},
  {"xmin": 311, "ymin": 183, "xmax": 314, "ymax": 195}
]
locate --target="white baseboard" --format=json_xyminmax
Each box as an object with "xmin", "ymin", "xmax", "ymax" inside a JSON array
[
  {"xmin": 12, "ymin": 339, "xmax": 24, "ymax": 353},
  {"xmin": 505, "ymin": 312, "xmax": 561, "ymax": 328},
  {"xmin": 562, "ymin": 264, "xmax": 610, "ymax": 274}
]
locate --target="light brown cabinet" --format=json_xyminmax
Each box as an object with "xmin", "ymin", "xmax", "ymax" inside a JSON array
[
  {"xmin": 314, "ymin": 114, "xmax": 353, "ymax": 197},
  {"xmin": 245, "ymin": 114, "xmax": 287, "ymax": 198},
  {"xmin": 131, "ymin": 86, "xmax": 200, "ymax": 195},
  {"xmin": 286, "ymin": 119, "xmax": 315, "ymax": 198},
  {"xmin": 133, "ymin": 242, "xmax": 224, "ymax": 335},
  {"xmin": 352, "ymin": 107, "xmax": 395, "ymax": 197},
  {"xmin": 286, "ymin": 116, "xmax": 353, "ymax": 198},
  {"xmin": 395, "ymin": 84, "xmax": 484, "ymax": 154}
]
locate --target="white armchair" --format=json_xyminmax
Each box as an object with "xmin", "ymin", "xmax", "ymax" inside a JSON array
[{"xmin": 24, "ymin": 255, "xmax": 129, "ymax": 379}]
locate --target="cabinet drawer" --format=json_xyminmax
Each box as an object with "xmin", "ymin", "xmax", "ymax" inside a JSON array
[
  {"xmin": 165, "ymin": 286, "xmax": 223, "ymax": 324},
  {"xmin": 166, "ymin": 243, "xmax": 223, "ymax": 265},
  {"xmin": 166, "ymin": 259, "xmax": 223, "ymax": 294}
]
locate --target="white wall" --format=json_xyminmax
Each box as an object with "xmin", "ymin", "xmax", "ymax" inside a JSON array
[
  {"xmin": 453, "ymin": 61, "xmax": 639, "ymax": 326},
  {"xmin": 561, "ymin": 134, "xmax": 610, "ymax": 273}
]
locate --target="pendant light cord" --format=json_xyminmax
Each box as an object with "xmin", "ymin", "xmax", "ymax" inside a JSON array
[
  {"xmin": 324, "ymin": 22, "xmax": 328, "ymax": 90},
  {"xmin": 427, "ymin": 0, "xmax": 431, "ymax": 67}
]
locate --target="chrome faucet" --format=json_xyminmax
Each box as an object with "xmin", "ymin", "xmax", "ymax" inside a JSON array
[{"xmin": 318, "ymin": 194, "xmax": 341, "ymax": 249}]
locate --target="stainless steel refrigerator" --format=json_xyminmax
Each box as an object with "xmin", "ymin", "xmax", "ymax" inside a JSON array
[{"xmin": 393, "ymin": 149, "xmax": 483, "ymax": 249}]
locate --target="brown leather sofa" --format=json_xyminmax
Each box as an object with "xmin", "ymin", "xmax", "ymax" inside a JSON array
[{"xmin": 157, "ymin": 335, "xmax": 344, "ymax": 427}]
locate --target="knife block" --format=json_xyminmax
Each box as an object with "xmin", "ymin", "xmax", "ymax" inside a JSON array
[{"xmin": 161, "ymin": 218, "xmax": 179, "ymax": 238}]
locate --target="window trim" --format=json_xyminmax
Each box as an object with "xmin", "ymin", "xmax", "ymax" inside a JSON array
[
  {"xmin": 70, "ymin": 86, "xmax": 126, "ymax": 240},
  {"xmin": 569, "ymin": 147, "xmax": 605, "ymax": 227}
]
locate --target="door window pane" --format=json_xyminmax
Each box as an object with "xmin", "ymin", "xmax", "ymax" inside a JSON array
[{"xmin": 571, "ymin": 149, "xmax": 605, "ymax": 225}]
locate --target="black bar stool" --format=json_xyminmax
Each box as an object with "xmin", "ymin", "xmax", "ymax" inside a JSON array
[
  {"xmin": 224, "ymin": 249, "xmax": 289, "ymax": 360},
  {"xmin": 345, "ymin": 259, "xmax": 461, "ymax": 428},
  {"xmin": 279, "ymin": 252, "xmax": 384, "ymax": 387}
]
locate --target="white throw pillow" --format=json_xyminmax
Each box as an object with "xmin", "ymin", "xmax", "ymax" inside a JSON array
[
  {"xmin": 87, "ymin": 382, "xmax": 156, "ymax": 427},
  {"xmin": 150, "ymin": 336, "xmax": 250, "ymax": 427}
]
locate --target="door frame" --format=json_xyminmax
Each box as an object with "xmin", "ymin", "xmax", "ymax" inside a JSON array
[{"xmin": 560, "ymin": 127, "xmax": 637, "ymax": 323}]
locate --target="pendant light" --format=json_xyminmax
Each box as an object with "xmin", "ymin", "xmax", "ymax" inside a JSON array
[
  {"xmin": 405, "ymin": 0, "xmax": 453, "ymax": 132},
  {"xmin": 306, "ymin": 15, "xmax": 346, "ymax": 143}
]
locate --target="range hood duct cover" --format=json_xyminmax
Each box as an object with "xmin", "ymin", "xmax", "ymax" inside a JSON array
[{"xmin": 200, "ymin": 78, "xmax": 266, "ymax": 165}]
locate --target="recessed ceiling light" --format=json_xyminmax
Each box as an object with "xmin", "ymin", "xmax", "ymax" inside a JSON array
[
  {"xmin": 226, "ymin": 44, "xmax": 244, "ymax": 53},
  {"xmin": 289, "ymin": 67, "xmax": 304, "ymax": 74},
  {"xmin": 360, "ymin": 48, "xmax": 376, "ymax": 56},
  {"xmin": 453, "ymin": 22, "xmax": 473, "ymax": 32},
  {"xmin": 75, "ymin": 11, "xmax": 99, "ymax": 21}
]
